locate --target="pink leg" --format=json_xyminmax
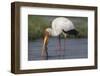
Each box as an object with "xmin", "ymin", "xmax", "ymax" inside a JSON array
[
  {"xmin": 56, "ymin": 36, "xmax": 61, "ymax": 56},
  {"xmin": 63, "ymin": 38, "xmax": 66, "ymax": 56},
  {"xmin": 56, "ymin": 36, "xmax": 65, "ymax": 57},
  {"xmin": 58, "ymin": 35, "xmax": 63, "ymax": 56},
  {"xmin": 64, "ymin": 38, "xmax": 66, "ymax": 51},
  {"xmin": 58, "ymin": 35, "xmax": 62, "ymax": 51}
]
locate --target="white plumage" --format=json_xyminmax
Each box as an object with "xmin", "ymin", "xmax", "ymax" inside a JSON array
[
  {"xmin": 46, "ymin": 17, "xmax": 75, "ymax": 36},
  {"xmin": 41, "ymin": 17, "xmax": 78, "ymax": 58}
]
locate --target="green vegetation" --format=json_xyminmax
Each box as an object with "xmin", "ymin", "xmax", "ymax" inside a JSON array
[
  {"xmin": 28, "ymin": 15, "xmax": 49, "ymax": 41},
  {"xmin": 28, "ymin": 15, "xmax": 88, "ymax": 41}
]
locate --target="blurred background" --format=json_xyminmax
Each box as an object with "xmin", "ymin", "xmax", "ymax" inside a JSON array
[{"xmin": 28, "ymin": 15, "xmax": 88, "ymax": 41}]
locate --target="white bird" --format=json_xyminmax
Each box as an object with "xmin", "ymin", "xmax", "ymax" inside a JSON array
[{"xmin": 41, "ymin": 17, "xmax": 78, "ymax": 59}]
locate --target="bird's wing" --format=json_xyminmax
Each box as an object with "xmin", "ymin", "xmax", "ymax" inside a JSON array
[
  {"xmin": 62, "ymin": 20, "xmax": 75, "ymax": 32},
  {"xmin": 52, "ymin": 19, "xmax": 62, "ymax": 36},
  {"xmin": 51, "ymin": 17, "xmax": 75, "ymax": 36}
]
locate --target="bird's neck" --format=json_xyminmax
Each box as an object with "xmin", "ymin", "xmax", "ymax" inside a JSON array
[{"xmin": 50, "ymin": 28, "xmax": 61, "ymax": 36}]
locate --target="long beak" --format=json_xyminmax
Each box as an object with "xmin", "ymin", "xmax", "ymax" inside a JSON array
[
  {"xmin": 43, "ymin": 34, "xmax": 49, "ymax": 47},
  {"xmin": 41, "ymin": 32, "xmax": 49, "ymax": 57}
]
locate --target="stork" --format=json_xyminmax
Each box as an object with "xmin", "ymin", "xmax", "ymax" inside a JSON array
[{"xmin": 41, "ymin": 17, "xmax": 78, "ymax": 59}]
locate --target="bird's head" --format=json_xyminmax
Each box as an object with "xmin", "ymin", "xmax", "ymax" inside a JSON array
[
  {"xmin": 42, "ymin": 28, "xmax": 52, "ymax": 48},
  {"xmin": 45, "ymin": 28, "xmax": 52, "ymax": 36}
]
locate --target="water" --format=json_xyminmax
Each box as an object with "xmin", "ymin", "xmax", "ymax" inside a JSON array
[{"xmin": 28, "ymin": 38, "xmax": 88, "ymax": 61}]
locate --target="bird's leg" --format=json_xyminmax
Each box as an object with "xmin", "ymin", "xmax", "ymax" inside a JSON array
[
  {"xmin": 63, "ymin": 32, "xmax": 67, "ymax": 51},
  {"xmin": 56, "ymin": 35, "xmax": 61, "ymax": 56},
  {"xmin": 59, "ymin": 35, "xmax": 62, "ymax": 50},
  {"xmin": 57, "ymin": 35, "xmax": 62, "ymax": 56},
  {"xmin": 62, "ymin": 32, "xmax": 67, "ymax": 57}
]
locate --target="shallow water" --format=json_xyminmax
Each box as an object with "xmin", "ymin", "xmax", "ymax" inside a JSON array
[{"xmin": 28, "ymin": 38, "xmax": 88, "ymax": 61}]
